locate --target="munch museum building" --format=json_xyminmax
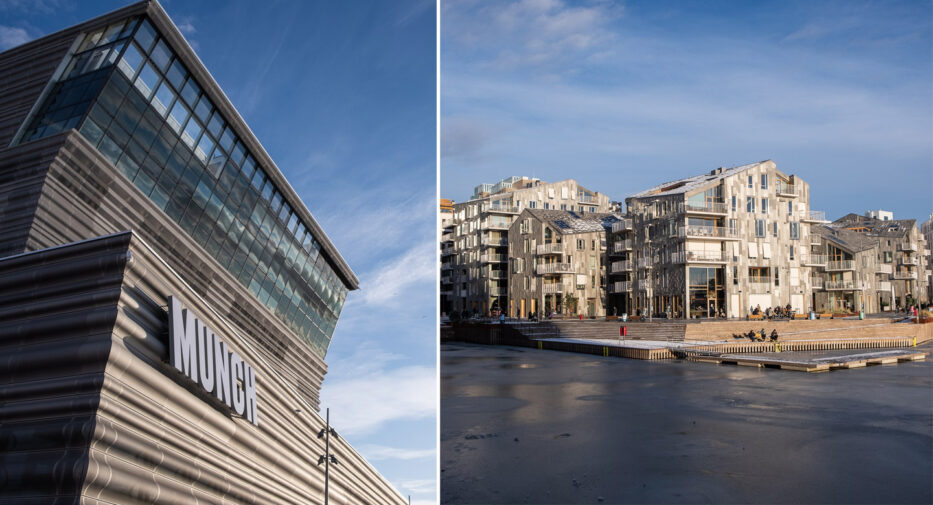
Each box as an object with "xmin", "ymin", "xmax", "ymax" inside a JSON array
[{"xmin": 0, "ymin": 2, "xmax": 405, "ymax": 503}]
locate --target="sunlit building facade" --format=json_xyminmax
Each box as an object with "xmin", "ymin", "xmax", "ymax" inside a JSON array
[{"xmin": 0, "ymin": 1, "xmax": 404, "ymax": 503}]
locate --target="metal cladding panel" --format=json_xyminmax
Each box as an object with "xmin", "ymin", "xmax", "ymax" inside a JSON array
[
  {"xmin": 20, "ymin": 131, "xmax": 327, "ymax": 409},
  {"xmin": 0, "ymin": 234, "xmax": 405, "ymax": 504},
  {"xmin": 0, "ymin": 233, "xmax": 130, "ymax": 504}
]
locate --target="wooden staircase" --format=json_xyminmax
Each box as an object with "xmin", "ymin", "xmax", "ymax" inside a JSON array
[{"xmin": 548, "ymin": 320, "xmax": 688, "ymax": 342}]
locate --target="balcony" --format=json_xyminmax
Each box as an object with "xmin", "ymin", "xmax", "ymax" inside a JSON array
[
  {"xmin": 671, "ymin": 250, "xmax": 729, "ymax": 263},
  {"xmin": 440, "ymin": 289, "xmax": 452, "ymax": 296},
  {"xmin": 682, "ymin": 201, "xmax": 728, "ymax": 215},
  {"xmin": 825, "ymin": 260, "xmax": 855, "ymax": 271},
  {"xmin": 898, "ymin": 257, "xmax": 918, "ymax": 266},
  {"xmin": 637, "ymin": 257, "xmax": 653, "ymax": 269},
  {"xmin": 810, "ymin": 235, "xmax": 822, "ymax": 246},
  {"xmin": 541, "ymin": 283, "xmax": 564, "ymax": 294},
  {"xmin": 441, "ymin": 248, "xmax": 454, "ymax": 257},
  {"xmin": 811, "ymin": 277, "xmax": 824, "ymax": 290},
  {"xmin": 441, "ymin": 263, "xmax": 452, "ymax": 271},
  {"xmin": 877, "ymin": 263, "xmax": 893, "ymax": 274},
  {"xmin": 536, "ymin": 243, "xmax": 565, "ymax": 255},
  {"xmin": 825, "ymin": 280, "xmax": 866, "ymax": 291},
  {"xmin": 802, "ymin": 210, "xmax": 829, "ymax": 223},
  {"xmin": 579, "ymin": 194, "xmax": 598, "ymax": 204},
  {"xmin": 897, "ymin": 242, "xmax": 918, "ymax": 252},
  {"xmin": 612, "ymin": 239, "xmax": 633, "ymax": 254},
  {"xmin": 488, "ymin": 286, "xmax": 508, "ymax": 296},
  {"xmin": 776, "ymin": 182, "xmax": 799, "ymax": 198},
  {"xmin": 488, "ymin": 270, "xmax": 507, "ymax": 279},
  {"xmin": 441, "ymin": 275, "xmax": 452, "ymax": 284},
  {"xmin": 482, "ymin": 203, "xmax": 520, "ymax": 214},
  {"xmin": 482, "ymin": 221, "xmax": 510, "ymax": 231},
  {"xmin": 481, "ymin": 237, "xmax": 508, "ymax": 247},
  {"xmin": 608, "ymin": 281, "xmax": 631, "ymax": 293},
  {"xmin": 678, "ymin": 225, "xmax": 740, "ymax": 240},
  {"xmin": 481, "ymin": 253, "xmax": 507, "ymax": 263},
  {"xmin": 536, "ymin": 263, "xmax": 575, "ymax": 275},
  {"xmin": 802, "ymin": 254, "xmax": 827, "ymax": 267},
  {"xmin": 610, "ymin": 260, "xmax": 633, "ymax": 273},
  {"xmin": 878, "ymin": 281, "xmax": 892, "ymax": 292},
  {"xmin": 892, "ymin": 271, "xmax": 918, "ymax": 280},
  {"xmin": 611, "ymin": 219, "xmax": 633, "ymax": 234},
  {"xmin": 748, "ymin": 281, "xmax": 771, "ymax": 294}
]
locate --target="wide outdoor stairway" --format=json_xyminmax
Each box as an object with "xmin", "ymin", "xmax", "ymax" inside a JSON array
[{"xmin": 548, "ymin": 320, "xmax": 687, "ymax": 342}]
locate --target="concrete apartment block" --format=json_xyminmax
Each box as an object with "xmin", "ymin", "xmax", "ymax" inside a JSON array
[
  {"xmin": 507, "ymin": 209, "xmax": 622, "ymax": 318},
  {"xmin": 832, "ymin": 213, "xmax": 930, "ymax": 309},
  {"xmin": 613, "ymin": 160, "xmax": 826, "ymax": 319},
  {"xmin": 446, "ymin": 178, "xmax": 611, "ymax": 316}
]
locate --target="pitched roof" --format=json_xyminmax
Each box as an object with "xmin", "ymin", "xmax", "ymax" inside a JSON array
[
  {"xmin": 628, "ymin": 160, "xmax": 772, "ymax": 199},
  {"xmin": 814, "ymin": 225, "xmax": 877, "ymax": 253},
  {"xmin": 522, "ymin": 209, "xmax": 622, "ymax": 235},
  {"xmin": 831, "ymin": 214, "xmax": 916, "ymax": 238}
]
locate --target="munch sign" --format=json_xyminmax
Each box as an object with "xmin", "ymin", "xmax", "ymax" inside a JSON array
[{"xmin": 168, "ymin": 296, "xmax": 259, "ymax": 426}]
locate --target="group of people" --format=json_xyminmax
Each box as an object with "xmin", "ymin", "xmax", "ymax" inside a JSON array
[
  {"xmin": 750, "ymin": 304, "xmax": 795, "ymax": 320},
  {"xmin": 733, "ymin": 328, "xmax": 779, "ymax": 342}
]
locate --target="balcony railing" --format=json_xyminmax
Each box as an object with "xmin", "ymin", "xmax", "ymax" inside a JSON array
[
  {"xmin": 481, "ymin": 253, "xmax": 507, "ymax": 263},
  {"xmin": 536, "ymin": 243, "xmax": 565, "ymax": 255},
  {"xmin": 810, "ymin": 235, "xmax": 822, "ymax": 246},
  {"xmin": 682, "ymin": 201, "xmax": 728, "ymax": 215},
  {"xmin": 541, "ymin": 283, "xmax": 564, "ymax": 294},
  {"xmin": 610, "ymin": 260, "xmax": 633, "ymax": 273},
  {"xmin": 825, "ymin": 280, "xmax": 866, "ymax": 291},
  {"xmin": 441, "ymin": 248, "xmax": 454, "ymax": 257},
  {"xmin": 481, "ymin": 237, "xmax": 508, "ymax": 247},
  {"xmin": 488, "ymin": 270, "xmax": 507, "ymax": 279},
  {"xmin": 536, "ymin": 263, "xmax": 575, "ymax": 275},
  {"xmin": 878, "ymin": 281, "xmax": 892, "ymax": 292},
  {"xmin": 440, "ymin": 275, "xmax": 452, "ymax": 284},
  {"xmin": 611, "ymin": 219, "xmax": 633, "ymax": 233},
  {"xmin": 440, "ymin": 289, "xmax": 452, "ymax": 296},
  {"xmin": 612, "ymin": 239, "xmax": 633, "ymax": 253},
  {"xmin": 877, "ymin": 263, "xmax": 893, "ymax": 274},
  {"xmin": 803, "ymin": 210, "xmax": 828, "ymax": 223},
  {"xmin": 482, "ymin": 221, "xmax": 510, "ymax": 230},
  {"xmin": 678, "ymin": 225, "xmax": 740, "ymax": 240},
  {"xmin": 811, "ymin": 277, "xmax": 824, "ymax": 289},
  {"xmin": 671, "ymin": 250, "xmax": 728, "ymax": 263},
  {"xmin": 482, "ymin": 203, "xmax": 520, "ymax": 214},
  {"xmin": 892, "ymin": 271, "xmax": 918, "ymax": 280},
  {"xmin": 776, "ymin": 182, "xmax": 798, "ymax": 197},
  {"xmin": 748, "ymin": 281, "xmax": 771, "ymax": 294},
  {"xmin": 608, "ymin": 281, "xmax": 631, "ymax": 293},
  {"xmin": 579, "ymin": 194, "xmax": 598, "ymax": 204},
  {"xmin": 897, "ymin": 242, "xmax": 918, "ymax": 252},
  {"xmin": 637, "ymin": 258, "xmax": 653, "ymax": 269},
  {"xmin": 898, "ymin": 257, "xmax": 918, "ymax": 266},
  {"xmin": 802, "ymin": 254, "xmax": 827, "ymax": 266},
  {"xmin": 825, "ymin": 260, "xmax": 855, "ymax": 271},
  {"xmin": 488, "ymin": 286, "xmax": 507, "ymax": 296},
  {"xmin": 441, "ymin": 263, "xmax": 452, "ymax": 271}
]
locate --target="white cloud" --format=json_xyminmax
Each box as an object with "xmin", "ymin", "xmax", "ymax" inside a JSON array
[
  {"xmin": 175, "ymin": 17, "xmax": 196, "ymax": 36},
  {"xmin": 399, "ymin": 478, "xmax": 435, "ymax": 495},
  {"xmin": 0, "ymin": 25, "xmax": 31, "ymax": 50},
  {"xmin": 358, "ymin": 444, "xmax": 435, "ymax": 461},
  {"xmin": 355, "ymin": 238, "xmax": 436, "ymax": 308},
  {"xmin": 319, "ymin": 362, "xmax": 435, "ymax": 436}
]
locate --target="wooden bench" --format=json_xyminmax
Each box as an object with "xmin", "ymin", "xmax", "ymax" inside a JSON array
[
  {"xmin": 748, "ymin": 314, "xmax": 764, "ymax": 320},
  {"xmin": 793, "ymin": 314, "xmax": 809, "ymax": 320},
  {"xmin": 818, "ymin": 313, "xmax": 833, "ymax": 319}
]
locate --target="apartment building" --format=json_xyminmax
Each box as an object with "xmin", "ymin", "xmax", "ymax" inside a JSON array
[
  {"xmin": 832, "ymin": 213, "xmax": 929, "ymax": 308},
  {"xmin": 440, "ymin": 199, "xmax": 455, "ymax": 316},
  {"xmin": 809, "ymin": 225, "xmax": 882, "ymax": 313},
  {"xmin": 507, "ymin": 209, "xmax": 622, "ymax": 318},
  {"xmin": 922, "ymin": 213, "xmax": 933, "ymax": 304},
  {"xmin": 614, "ymin": 160, "xmax": 826, "ymax": 318},
  {"xmin": 447, "ymin": 178, "xmax": 611, "ymax": 316}
]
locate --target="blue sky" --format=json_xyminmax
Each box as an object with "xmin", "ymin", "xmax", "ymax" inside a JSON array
[
  {"xmin": 1, "ymin": 0, "xmax": 436, "ymax": 503},
  {"xmin": 442, "ymin": 0, "xmax": 932, "ymax": 224}
]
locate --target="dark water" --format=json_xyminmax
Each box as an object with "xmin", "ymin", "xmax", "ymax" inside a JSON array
[{"xmin": 441, "ymin": 343, "xmax": 933, "ymax": 504}]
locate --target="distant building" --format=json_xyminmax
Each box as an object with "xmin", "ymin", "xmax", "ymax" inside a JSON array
[
  {"xmin": 508, "ymin": 209, "xmax": 622, "ymax": 318},
  {"xmin": 471, "ymin": 175, "xmax": 540, "ymax": 200},
  {"xmin": 616, "ymin": 160, "xmax": 826, "ymax": 318},
  {"xmin": 440, "ymin": 199, "xmax": 455, "ymax": 316},
  {"xmin": 922, "ymin": 214, "xmax": 933, "ymax": 304},
  {"xmin": 866, "ymin": 209, "xmax": 894, "ymax": 221},
  {"xmin": 448, "ymin": 178, "xmax": 611, "ymax": 316},
  {"xmin": 832, "ymin": 213, "xmax": 929, "ymax": 308}
]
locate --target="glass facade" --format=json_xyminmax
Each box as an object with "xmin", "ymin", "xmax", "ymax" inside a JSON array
[{"xmin": 21, "ymin": 17, "xmax": 348, "ymax": 358}]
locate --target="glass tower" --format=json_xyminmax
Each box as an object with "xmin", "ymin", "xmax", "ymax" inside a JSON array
[{"xmin": 20, "ymin": 16, "xmax": 350, "ymax": 358}]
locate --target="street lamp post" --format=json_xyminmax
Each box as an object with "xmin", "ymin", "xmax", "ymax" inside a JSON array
[{"xmin": 317, "ymin": 408, "xmax": 339, "ymax": 505}]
